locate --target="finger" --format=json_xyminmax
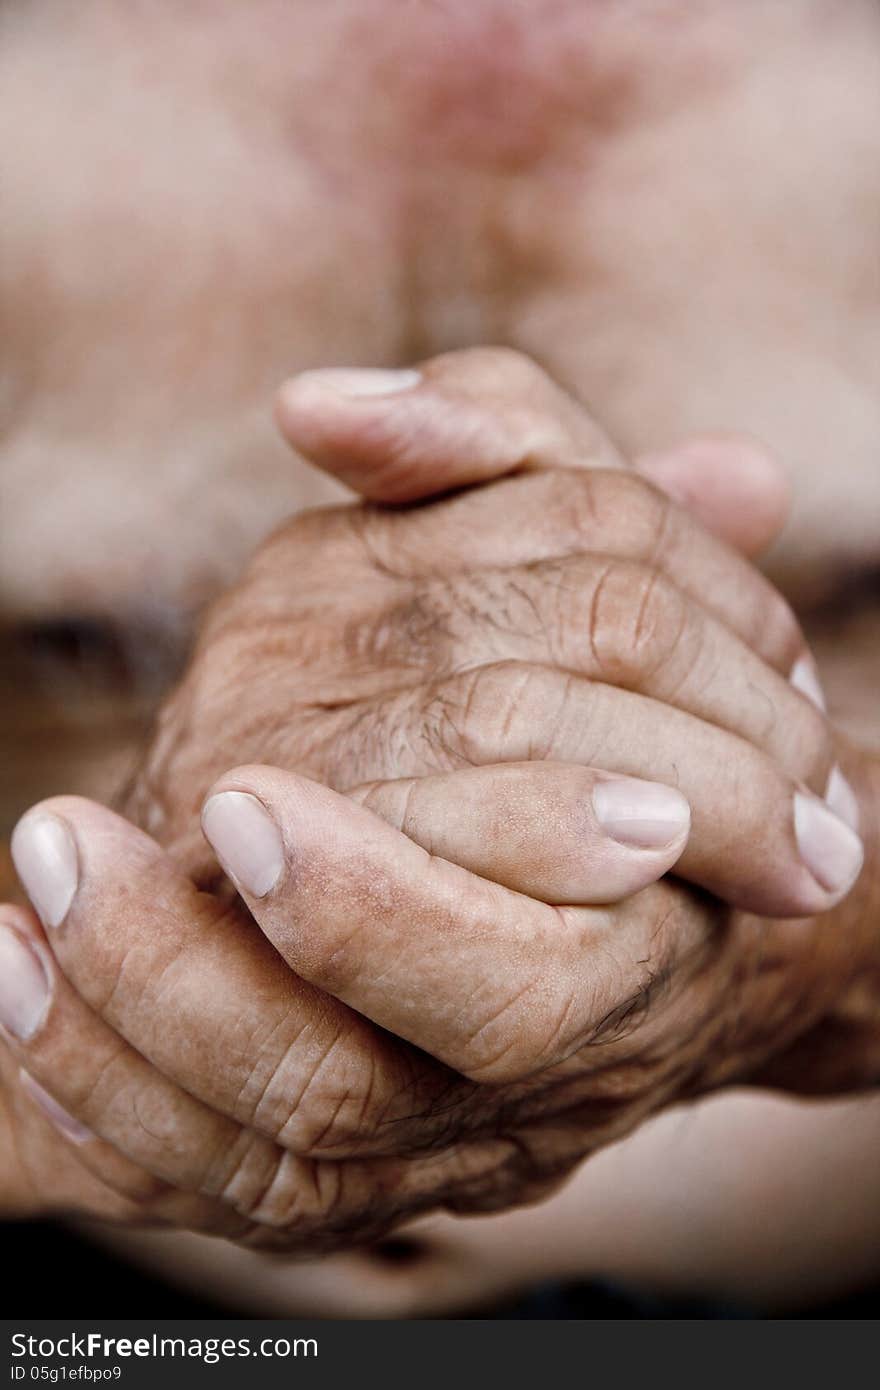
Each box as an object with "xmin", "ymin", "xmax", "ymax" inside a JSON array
[
  {"xmin": 200, "ymin": 766, "xmax": 707, "ymax": 1083},
  {"xmin": 277, "ymin": 351, "xmax": 789, "ymax": 561},
  {"xmin": 0, "ymin": 911, "xmax": 497, "ymax": 1243},
  {"xmin": 0, "ymin": 904, "xmax": 256, "ymax": 1236},
  {"xmin": 348, "ymin": 763, "xmax": 691, "ymax": 904},
  {"xmin": 384, "ymin": 553, "xmax": 829, "ymax": 781},
  {"xmin": 346, "ymin": 667, "xmax": 861, "ymax": 917},
  {"xmin": 277, "ymin": 340, "xmax": 789, "ymax": 575},
  {"xmin": 275, "ymin": 346, "xmax": 624, "ymax": 503},
  {"xmin": 9, "ymin": 801, "xmax": 458, "ymax": 1159},
  {"xmin": 3, "ymin": 1062, "xmax": 139, "ymax": 1226},
  {"xmin": 634, "ymin": 435, "xmax": 791, "ymax": 557},
  {"xmin": 276, "ymin": 345, "xmax": 800, "ymax": 672},
  {"xmin": 346, "ymin": 468, "xmax": 804, "ymax": 680},
  {"xmin": 2, "ymin": 859, "xmax": 590, "ymax": 1213}
]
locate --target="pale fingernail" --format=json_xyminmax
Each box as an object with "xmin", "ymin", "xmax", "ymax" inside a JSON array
[
  {"xmin": 790, "ymin": 654, "xmax": 826, "ymax": 712},
  {"xmin": 825, "ymin": 765, "xmax": 860, "ymax": 833},
  {"xmin": 202, "ymin": 791, "xmax": 284, "ymax": 897},
  {"xmin": 10, "ymin": 815, "xmax": 78, "ymax": 929},
  {"xmin": 0, "ymin": 924, "xmax": 50, "ymax": 1040},
  {"xmin": 794, "ymin": 792, "xmax": 863, "ymax": 897},
  {"xmin": 592, "ymin": 778, "xmax": 691, "ymax": 849},
  {"xmin": 293, "ymin": 367, "xmax": 422, "ymax": 398},
  {"xmin": 19, "ymin": 1070, "xmax": 93, "ymax": 1144}
]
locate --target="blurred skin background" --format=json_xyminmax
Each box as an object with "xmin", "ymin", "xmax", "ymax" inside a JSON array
[{"xmin": 2, "ymin": 0, "xmax": 880, "ymax": 1315}]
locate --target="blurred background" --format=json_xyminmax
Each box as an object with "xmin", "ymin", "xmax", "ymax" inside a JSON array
[{"xmin": 3, "ymin": 0, "xmax": 880, "ymax": 1320}]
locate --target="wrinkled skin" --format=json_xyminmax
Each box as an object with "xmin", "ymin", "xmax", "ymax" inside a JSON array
[
  {"xmin": 130, "ymin": 367, "xmax": 880, "ymax": 1115},
  {"xmin": 3, "ymin": 349, "xmax": 876, "ymax": 1257},
  {"xmin": 1, "ymin": 0, "xmax": 880, "ymax": 1289}
]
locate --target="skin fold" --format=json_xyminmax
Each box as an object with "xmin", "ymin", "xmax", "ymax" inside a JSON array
[
  {"xmin": 1, "ymin": 0, "xmax": 880, "ymax": 1311},
  {"xmin": 2, "ymin": 351, "xmax": 877, "ymax": 1296}
]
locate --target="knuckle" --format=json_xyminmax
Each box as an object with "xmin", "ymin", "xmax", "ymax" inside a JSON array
[
  {"xmin": 587, "ymin": 561, "xmax": 690, "ymax": 685},
  {"xmin": 423, "ymin": 661, "xmax": 558, "ymax": 765}
]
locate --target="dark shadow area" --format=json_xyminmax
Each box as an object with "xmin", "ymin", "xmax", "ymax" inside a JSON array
[{"xmin": 3, "ymin": 1219, "xmax": 877, "ymax": 1320}]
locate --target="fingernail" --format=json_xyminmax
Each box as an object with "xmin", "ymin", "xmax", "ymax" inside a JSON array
[
  {"xmin": 201, "ymin": 791, "xmax": 284, "ymax": 897},
  {"xmin": 0, "ymin": 924, "xmax": 50, "ymax": 1040},
  {"xmin": 294, "ymin": 367, "xmax": 422, "ymax": 398},
  {"xmin": 790, "ymin": 655, "xmax": 826, "ymax": 712},
  {"xmin": 592, "ymin": 778, "xmax": 691, "ymax": 849},
  {"xmin": 10, "ymin": 814, "xmax": 78, "ymax": 929},
  {"xmin": 825, "ymin": 765, "xmax": 860, "ymax": 833},
  {"xmin": 19, "ymin": 1070, "xmax": 93, "ymax": 1144},
  {"xmin": 794, "ymin": 792, "xmax": 863, "ymax": 897}
]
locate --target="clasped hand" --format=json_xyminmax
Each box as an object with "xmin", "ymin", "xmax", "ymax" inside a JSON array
[{"xmin": 1, "ymin": 350, "xmax": 874, "ymax": 1250}]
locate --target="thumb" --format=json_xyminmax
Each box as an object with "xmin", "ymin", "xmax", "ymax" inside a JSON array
[
  {"xmin": 275, "ymin": 357, "xmax": 790, "ymax": 555},
  {"xmin": 273, "ymin": 351, "xmax": 622, "ymax": 504}
]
